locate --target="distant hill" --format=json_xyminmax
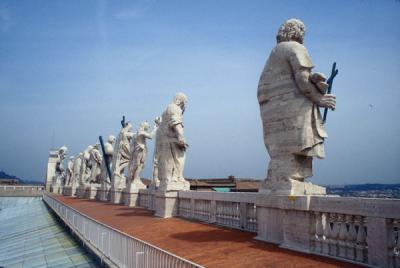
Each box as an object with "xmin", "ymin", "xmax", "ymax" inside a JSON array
[
  {"xmin": 0, "ymin": 170, "xmax": 20, "ymax": 181},
  {"xmin": 326, "ymin": 183, "xmax": 400, "ymax": 199},
  {"xmin": 0, "ymin": 170, "xmax": 43, "ymax": 185}
]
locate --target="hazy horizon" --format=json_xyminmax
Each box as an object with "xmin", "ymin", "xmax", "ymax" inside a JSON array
[{"xmin": 0, "ymin": 0, "xmax": 399, "ymax": 184}]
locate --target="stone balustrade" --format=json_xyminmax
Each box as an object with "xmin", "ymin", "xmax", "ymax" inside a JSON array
[
  {"xmin": 59, "ymin": 185, "xmax": 400, "ymax": 267},
  {"xmin": 161, "ymin": 190, "xmax": 399, "ymax": 267},
  {"xmin": 255, "ymin": 194, "xmax": 400, "ymax": 268},
  {"xmin": 0, "ymin": 185, "xmax": 44, "ymax": 197},
  {"xmin": 177, "ymin": 191, "xmax": 258, "ymax": 232}
]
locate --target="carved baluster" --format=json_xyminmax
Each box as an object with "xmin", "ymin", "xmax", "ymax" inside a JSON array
[
  {"xmin": 355, "ymin": 216, "xmax": 367, "ymax": 263},
  {"xmin": 346, "ymin": 215, "xmax": 357, "ymax": 260},
  {"xmin": 314, "ymin": 211, "xmax": 323, "ymax": 253},
  {"xmin": 235, "ymin": 202, "xmax": 239, "ymax": 227},
  {"xmin": 338, "ymin": 214, "xmax": 348, "ymax": 258},
  {"xmin": 322, "ymin": 212, "xmax": 331, "ymax": 254},
  {"xmin": 229, "ymin": 202, "xmax": 233, "ymax": 226},
  {"xmin": 329, "ymin": 213, "xmax": 339, "ymax": 256}
]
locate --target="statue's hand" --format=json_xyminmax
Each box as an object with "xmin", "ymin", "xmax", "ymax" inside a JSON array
[
  {"xmin": 317, "ymin": 94, "xmax": 336, "ymax": 110},
  {"xmin": 177, "ymin": 138, "xmax": 188, "ymax": 150}
]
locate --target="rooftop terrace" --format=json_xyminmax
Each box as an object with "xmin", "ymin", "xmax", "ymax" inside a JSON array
[{"xmin": 50, "ymin": 194, "xmax": 361, "ymax": 268}]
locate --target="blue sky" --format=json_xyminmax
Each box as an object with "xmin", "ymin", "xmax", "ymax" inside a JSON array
[{"xmin": 0, "ymin": 0, "xmax": 399, "ymax": 184}]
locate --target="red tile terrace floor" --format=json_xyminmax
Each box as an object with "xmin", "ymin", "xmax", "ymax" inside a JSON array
[{"xmin": 52, "ymin": 194, "xmax": 362, "ymax": 268}]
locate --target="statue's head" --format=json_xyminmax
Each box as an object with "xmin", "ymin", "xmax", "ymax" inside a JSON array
[
  {"xmin": 70, "ymin": 156, "xmax": 74, "ymax": 160},
  {"xmin": 173, "ymin": 92, "xmax": 188, "ymax": 112},
  {"xmin": 108, "ymin": 135, "xmax": 116, "ymax": 144},
  {"xmin": 139, "ymin": 121, "xmax": 150, "ymax": 131},
  {"xmin": 154, "ymin": 116, "xmax": 161, "ymax": 126},
  {"xmin": 276, "ymin": 18, "xmax": 305, "ymax": 44},
  {"xmin": 59, "ymin": 146, "xmax": 68, "ymax": 158},
  {"xmin": 94, "ymin": 143, "xmax": 100, "ymax": 149},
  {"xmin": 125, "ymin": 122, "xmax": 133, "ymax": 131}
]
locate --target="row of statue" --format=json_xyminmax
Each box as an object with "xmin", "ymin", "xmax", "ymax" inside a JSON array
[
  {"xmin": 51, "ymin": 18, "xmax": 338, "ymax": 196},
  {"xmin": 51, "ymin": 92, "xmax": 190, "ymax": 197}
]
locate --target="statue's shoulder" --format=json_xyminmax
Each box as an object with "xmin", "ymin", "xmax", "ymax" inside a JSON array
[
  {"xmin": 166, "ymin": 103, "xmax": 180, "ymax": 114},
  {"xmin": 276, "ymin": 41, "xmax": 306, "ymax": 54},
  {"xmin": 277, "ymin": 41, "xmax": 313, "ymax": 69}
]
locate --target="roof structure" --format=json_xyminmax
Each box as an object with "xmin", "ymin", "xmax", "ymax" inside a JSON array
[{"xmin": 53, "ymin": 195, "xmax": 362, "ymax": 268}]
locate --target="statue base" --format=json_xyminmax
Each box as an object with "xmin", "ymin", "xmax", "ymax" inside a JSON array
[
  {"xmin": 76, "ymin": 185, "xmax": 86, "ymax": 198},
  {"xmin": 154, "ymin": 190, "xmax": 179, "ymax": 218},
  {"xmin": 84, "ymin": 184, "xmax": 100, "ymax": 199},
  {"xmin": 50, "ymin": 184, "xmax": 61, "ymax": 194},
  {"xmin": 62, "ymin": 185, "xmax": 78, "ymax": 197},
  {"xmin": 259, "ymin": 178, "xmax": 326, "ymax": 196},
  {"xmin": 97, "ymin": 183, "xmax": 111, "ymax": 202},
  {"xmin": 158, "ymin": 180, "xmax": 190, "ymax": 192},
  {"xmin": 147, "ymin": 187, "xmax": 157, "ymax": 211},
  {"xmin": 123, "ymin": 180, "xmax": 147, "ymax": 207},
  {"xmin": 110, "ymin": 187, "xmax": 124, "ymax": 204},
  {"xmin": 123, "ymin": 190, "xmax": 139, "ymax": 207}
]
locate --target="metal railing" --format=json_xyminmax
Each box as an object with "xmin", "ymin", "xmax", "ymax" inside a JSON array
[{"xmin": 43, "ymin": 193, "xmax": 204, "ymax": 268}]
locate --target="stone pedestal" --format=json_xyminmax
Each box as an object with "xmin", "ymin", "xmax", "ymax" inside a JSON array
[
  {"xmin": 123, "ymin": 190, "xmax": 140, "ymax": 207},
  {"xmin": 84, "ymin": 184, "xmax": 100, "ymax": 199},
  {"xmin": 123, "ymin": 180, "xmax": 147, "ymax": 207},
  {"xmin": 366, "ymin": 217, "xmax": 390, "ymax": 267},
  {"xmin": 158, "ymin": 180, "xmax": 190, "ymax": 192},
  {"xmin": 98, "ymin": 183, "xmax": 111, "ymax": 202},
  {"xmin": 62, "ymin": 185, "xmax": 78, "ymax": 197},
  {"xmin": 259, "ymin": 179, "xmax": 326, "ymax": 196},
  {"xmin": 255, "ymin": 206, "xmax": 284, "ymax": 244},
  {"xmin": 76, "ymin": 185, "xmax": 86, "ymax": 198},
  {"xmin": 147, "ymin": 188, "xmax": 156, "ymax": 211},
  {"xmin": 110, "ymin": 187, "xmax": 124, "ymax": 204},
  {"xmin": 50, "ymin": 184, "xmax": 61, "ymax": 194},
  {"xmin": 255, "ymin": 194, "xmax": 312, "ymax": 252},
  {"xmin": 154, "ymin": 191, "xmax": 179, "ymax": 218}
]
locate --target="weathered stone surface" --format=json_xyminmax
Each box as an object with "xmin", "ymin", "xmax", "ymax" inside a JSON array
[
  {"xmin": 50, "ymin": 146, "xmax": 68, "ymax": 193},
  {"xmin": 157, "ymin": 93, "xmax": 190, "ymax": 192},
  {"xmin": 257, "ymin": 18, "xmax": 336, "ymax": 195},
  {"xmin": 154, "ymin": 190, "xmax": 179, "ymax": 218},
  {"xmin": 88, "ymin": 144, "xmax": 102, "ymax": 184},
  {"xmin": 45, "ymin": 149, "xmax": 59, "ymax": 191},
  {"xmin": 97, "ymin": 135, "xmax": 115, "ymax": 202},
  {"xmin": 111, "ymin": 123, "xmax": 134, "ymax": 195},
  {"xmin": 125, "ymin": 122, "xmax": 155, "ymax": 195}
]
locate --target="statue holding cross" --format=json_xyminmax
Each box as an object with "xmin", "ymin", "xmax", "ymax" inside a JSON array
[{"xmin": 257, "ymin": 18, "xmax": 338, "ymax": 195}]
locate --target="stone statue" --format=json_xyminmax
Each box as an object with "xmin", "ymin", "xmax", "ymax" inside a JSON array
[
  {"xmin": 98, "ymin": 135, "xmax": 116, "ymax": 201},
  {"xmin": 101, "ymin": 135, "xmax": 116, "ymax": 183},
  {"xmin": 88, "ymin": 144, "xmax": 102, "ymax": 183},
  {"xmin": 112, "ymin": 122, "xmax": 134, "ymax": 189},
  {"xmin": 151, "ymin": 116, "xmax": 162, "ymax": 188},
  {"xmin": 257, "ymin": 18, "xmax": 336, "ymax": 195},
  {"xmin": 52, "ymin": 146, "xmax": 67, "ymax": 193},
  {"xmin": 158, "ymin": 93, "xmax": 190, "ymax": 191},
  {"xmin": 65, "ymin": 156, "xmax": 74, "ymax": 186},
  {"xmin": 73, "ymin": 153, "xmax": 83, "ymax": 186},
  {"xmin": 80, "ymin": 145, "xmax": 93, "ymax": 184},
  {"xmin": 126, "ymin": 122, "xmax": 156, "ymax": 192}
]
